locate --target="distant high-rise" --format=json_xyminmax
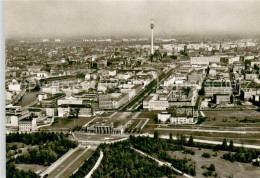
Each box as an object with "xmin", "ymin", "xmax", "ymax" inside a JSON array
[{"xmin": 150, "ymin": 20, "xmax": 154, "ymax": 55}]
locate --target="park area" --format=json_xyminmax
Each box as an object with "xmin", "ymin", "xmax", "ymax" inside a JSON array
[
  {"xmin": 73, "ymin": 136, "xmax": 260, "ymax": 178},
  {"xmin": 155, "ymin": 129, "xmax": 260, "ymax": 146},
  {"xmin": 168, "ymin": 146, "xmax": 260, "ymax": 178},
  {"xmin": 40, "ymin": 116, "xmax": 95, "ymax": 131},
  {"xmin": 203, "ymin": 110, "xmax": 260, "ymax": 119},
  {"xmin": 6, "ymin": 132, "xmax": 78, "ymax": 177}
]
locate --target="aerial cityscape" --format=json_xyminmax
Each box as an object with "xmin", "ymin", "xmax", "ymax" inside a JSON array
[{"xmin": 5, "ymin": 0, "xmax": 260, "ymax": 178}]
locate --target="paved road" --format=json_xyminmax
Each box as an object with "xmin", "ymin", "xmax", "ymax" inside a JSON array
[
  {"xmin": 47, "ymin": 146, "xmax": 95, "ymax": 178},
  {"xmin": 155, "ymin": 128, "xmax": 260, "ymax": 134},
  {"xmin": 130, "ymin": 68, "xmax": 175, "ymax": 110}
]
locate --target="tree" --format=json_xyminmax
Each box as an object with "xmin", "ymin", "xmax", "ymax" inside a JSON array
[
  {"xmin": 208, "ymin": 164, "xmax": 216, "ymax": 171},
  {"xmin": 222, "ymin": 138, "xmax": 227, "ymax": 149},
  {"xmin": 170, "ymin": 55, "xmax": 177, "ymax": 60},
  {"xmin": 206, "ymin": 66, "xmax": 210, "ymax": 74},
  {"xmin": 188, "ymin": 136, "xmax": 194, "ymax": 146},
  {"xmin": 237, "ymin": 100, "xmax": 242, "ymax": 105},
  {"xmin": 198, "ymin": 88, "xmax": 205, "ymax": 95},
  {"xmin": 150, "ymin": 55, "xmax": 154, "ymax": 62},
  {"xmin": 154, "ymin": 50, "xmax": 162, "ymax": 61},
  {"xmin": 180, "ymin": 135, "xmax": 186, "ymax": 145},
  {"xmin": 76, "ymin": 73, "xmax": 85, "ymax": 78},
  {"xmin": 202, "ymin": 152, "xmax": 211, "ymax": 158},
  {"xmin": 169, "ymin": 133, "xmax": 173, "ymax": 140},
  {"xmin": 154, "ymin": 131, "xmax": 159, "ymax": 139},
  {"xmin": 229, "ymin": 140, "xmax": 234, "ymax": 151},
  {"xmin": 230, "ymin": 95, "xmax": 234, "ymax": 103},
  {"xmin": 163, "ymin": 52, "xmax": 167, "ymax": 58},
  {"xmin": 190, "ymin": 166, "xmax": 196, "ymax": 176}
]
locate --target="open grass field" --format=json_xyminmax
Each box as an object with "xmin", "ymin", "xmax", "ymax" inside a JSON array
[
  {"xmin": 128, "ymin": 119, "xmax": 143, "ymax": 130},
  {"xmin": 168, "ymin": 147, "xmax": 260, "ymax": 178},
  {"xmin": 201, "ymin": 112, "xmax": 260, "ymax": 130},
  {"xmin": 204, "ymin": 110, "xmax": 260, "ymax": 119},
  {"xmin": 137, "ymin": 111, "xmax": 161, "ymax": 119},
  {"xmin": 97, "ymin": 112, "xmax": 135, "ymax": 127},
  {"xmin": 15, "ymin": 164, "xmax": 47, "ymax": 173},
  {"xmin": 43, "ymin": 117, "xmax": 95, "ymax": 129},
  {"xmin": 142, "ymin": 123, "xmax": 158, "ymax": 133},
  {"xmin": 99, "ymin": 112, "xmax": 114, "ymax": 117},
  {"xmin": 187, "ymin": 136, "xmax": 260, "ymax": 146}
]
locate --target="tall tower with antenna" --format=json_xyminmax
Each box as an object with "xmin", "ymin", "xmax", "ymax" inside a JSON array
[{"xmin": 150, "ymin": 20, "xmax": 154, "ymax": 55}]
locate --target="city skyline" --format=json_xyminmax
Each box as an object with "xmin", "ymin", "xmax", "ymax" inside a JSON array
[{"xmin": 5, "ymin": 0, "xmax": 260, "ymax": 38}]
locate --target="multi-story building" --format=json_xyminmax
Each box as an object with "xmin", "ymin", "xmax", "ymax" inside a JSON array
[
  {"xmin": 168, "ymin": 87, "xmax": 198, "ymax": 107},
  {"xmin": 215, "ymin": 94, "xmax": 231, "ymax": 105},
  {"xmin": 245, "ymin": 73, "xmax": 259, "ymax": 81},
  {"xmin": 204, "ymin": 80, "xmax": 232, "ymax": 97},
  {"xmin": 41, "ymin": 93, "xmax": 65, "ymax": 108},
  {"xmin": 187, "ymin": 70, "xmax": 205, "ymax": 83},
  {"xmin": 99, "ymin": 93, "xmax": 129, "ymax": 110},
  {"xmin": 8, "ymin": 79, "xmax": 21, "ymax": 92},
  {"xmin": 19, "ymin": 118, "xmax": 37, "ymax": 132},
  {"xmin": 190, "ymin": 56, "xmax": 220, "ymax": 65},
  {"xmin": 143, "ymin": 94, "xmax": 169, "ymax": 111},
  {"xmin": 120, "ymin": 84, "xmax": 142, "ymax": 100},
  {"xmin": 170, "ymin": 117, "xmax": 194, "ymax": 124}
]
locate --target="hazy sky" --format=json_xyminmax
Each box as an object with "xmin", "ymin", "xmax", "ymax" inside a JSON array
[{"xmin": 5, "ymin": 0, "xmax": 260, "ymax": 38}]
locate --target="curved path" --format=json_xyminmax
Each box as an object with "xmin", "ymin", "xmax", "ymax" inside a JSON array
[{"xmin": 85, "ymin": 151, "xmax": 103, "ymax": 178}]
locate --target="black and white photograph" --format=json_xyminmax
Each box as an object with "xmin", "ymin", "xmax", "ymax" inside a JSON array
[{"xmin": 2, "ymin": 0, "xmax": 260, "ymax": 177}]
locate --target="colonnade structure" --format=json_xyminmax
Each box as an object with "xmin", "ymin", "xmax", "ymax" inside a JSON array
[{"xmin": 86, "ymin": 121, "xmax": 124, "ymax": 135}]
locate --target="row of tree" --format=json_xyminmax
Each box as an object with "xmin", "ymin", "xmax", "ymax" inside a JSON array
[
  {"xmin": 70, "ymin": 148, "xmax": 101, "ymax": 178},
  {"xmin": 222, "ymin": 151, "xmax": 260, "ymax": 166},
  {"xmin": 167, "ymin": 132, "xmax": 257, "ymax": 154},
  {"xmin": 7, "ymin": 132, "xmax": 66, "ymax": 145}
]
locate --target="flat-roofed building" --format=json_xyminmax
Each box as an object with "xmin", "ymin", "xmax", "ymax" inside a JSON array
[
  {"xmin": 215, "ymin": 94, "xmax": 231, "ymax": 105},
  {"xmin": 158, "ymin": 112, "xmax": 171, "ymax": 122},
  {"xmin": 187, "ymin": 70, "xmax": 205, "ymax": 83},
  {"xmin": 143, "ymin": 94, "xmax": 169, "ymax": 111},
  {"xmin": 204, "ymin": 80, "xmax": 232, "ymax": 97},
  {"xmin": 170, "ymin": 117, "xmax": 194, "ymax": 124},
  {"xmin": 190, "ymin": 56, "xmax": 220, "ymax": 65},
  {"xmin": 99, "ymin": 93, "xmax": 129, "ymax": 110},
  {"xmin": 19, "ymin": 118, "xmax": 37, "ymax": 132}
]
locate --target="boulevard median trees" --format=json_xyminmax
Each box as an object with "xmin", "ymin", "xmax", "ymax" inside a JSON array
[{"xmin": 154, "ymin": 131, "xmax": 159, "ymax": 139}]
